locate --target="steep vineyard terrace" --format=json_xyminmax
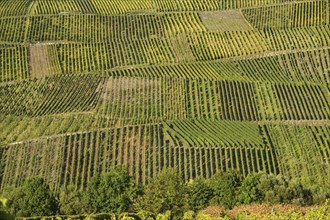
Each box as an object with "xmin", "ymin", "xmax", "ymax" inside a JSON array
[{"xmin": 0, "ymin": 0, "xmax": 329, "ymax": 191}]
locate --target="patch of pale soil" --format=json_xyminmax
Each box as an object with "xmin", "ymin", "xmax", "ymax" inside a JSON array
[
  {"xmin": 199, "ymin": 10, "xmax": 253, "ymax": 31},
  {"xmin": 29, "ymin": 45, "xmax": 49, "ymax": 79}
]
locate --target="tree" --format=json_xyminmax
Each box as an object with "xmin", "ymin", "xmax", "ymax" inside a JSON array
[
  {"xmin": 84, "ymin": 166, "xmax": 138, "ymax": 213},
  {"xmin": 309, "ymin": 185, "xmax": 329, "ymax": 204},
  {"xmin": 257, "ymin": 173, "xmax": 279, "ymax": 204},
  {"xmin": 187, "ymin": 177, "xmax": 213, "ymax": 211},
  {"xmin": 209, "ymin": 170, "xmax": 242, "ymax": 209},
  {"xmin": 3, "ymin": 177, "xmax": 58, "ymax": 217},
  {"xmin": 256, "ymin": 173, "xmax": 310, "ymax": 205},
  {"xmin": 59, "ymin": 185, "xmax": 85, "ymax": 215},
  {"xmin": 136, "ymin": 168, "xmax": 187, "ymax": 217},
  {"xmin": 239, "ymin": 172, "xmax": 263, "ymax": 204},
  {"xmin": 1, "ymin": 186, "xmax": 24, "ymax": 216},
  {"xmin": 287, "ymin": 178, "xmax": 311, "ymax": 205}
]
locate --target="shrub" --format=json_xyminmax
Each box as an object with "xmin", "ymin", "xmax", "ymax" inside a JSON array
[{"xmin": 209, "ymin": 170, "xmax": 242, "ymax": 209}]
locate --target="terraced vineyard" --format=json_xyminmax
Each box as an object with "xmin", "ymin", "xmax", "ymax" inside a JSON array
[{"xmin": 0, "ymin": 0, "xmax": 329, "ymax": 192}]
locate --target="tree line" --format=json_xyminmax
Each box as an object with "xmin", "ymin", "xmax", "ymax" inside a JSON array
[{"xmin": 1, "ymin": 167, "xmax": 329, "ymax": 219}]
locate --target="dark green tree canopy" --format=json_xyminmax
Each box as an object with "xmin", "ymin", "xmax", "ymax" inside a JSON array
[
  {"xmin": 187, "ymin": 177, "xmax": 214, "ymax": 211},
  {"xmin": 84, "ymin": 166, "xmax": 138, "ymax": 213},
  {"xmin": 59, "ymin": 185, "xmax": 85, "ymax": 215},
  {"xmin": 136, "ymin": 168, "xmax": 187, "ymax": 217},
  {"xmin": 239, "ymin": 172, "xmax": 264, "ymax": 204},
  {"xmin": 209, "ymin": 169, "xmax": 242, "ymax": 209},
  {"xmin": 3, "ymin": 177, "xmax": 58, "ymax": 217}
]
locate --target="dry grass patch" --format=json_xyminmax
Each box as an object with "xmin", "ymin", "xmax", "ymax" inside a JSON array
[{"xmin": 199, "ymin": 10, "xmax": 253, "ymax": 31}]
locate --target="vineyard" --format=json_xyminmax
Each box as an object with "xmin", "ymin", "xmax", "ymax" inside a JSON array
[{"xmin": 0, "ymin": 0, "xmax": 329, "ymax": 193}]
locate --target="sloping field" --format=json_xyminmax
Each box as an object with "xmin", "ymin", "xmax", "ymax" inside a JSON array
[{"xmin": 0, "ymin": 0, "xmax": 329, "ymax": 192}]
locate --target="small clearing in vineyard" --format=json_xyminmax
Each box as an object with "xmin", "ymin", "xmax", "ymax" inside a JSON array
[
  {"xmin": 29, "ymin": 44, "xmax": 49, "ymax": 79},
  {"xmin": 199, "ymin": 10, "xmax": 253, "ymax": 31}
]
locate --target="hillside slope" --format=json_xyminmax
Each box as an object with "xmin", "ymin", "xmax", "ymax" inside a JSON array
[{"xmin": 0, "ymin": 0, "xmax": 329, "ymax": 191}]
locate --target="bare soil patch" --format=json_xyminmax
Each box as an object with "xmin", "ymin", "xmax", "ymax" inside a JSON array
[{"xmin": 29, "ymin": 45, "xmax": 49, "ymax": 78}]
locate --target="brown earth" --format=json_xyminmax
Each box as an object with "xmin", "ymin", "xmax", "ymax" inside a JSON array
[{"xmin": 29, "ymin": 44, "xmax": 49, "ymax": 79}]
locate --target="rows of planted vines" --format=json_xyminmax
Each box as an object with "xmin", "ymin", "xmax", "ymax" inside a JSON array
[
  {"xmin": 24, "ymin": 13, "xmax": 206, "ymax": 42},
  {"xmin": 262, "ymin": 26, "xmax": 330, "ymax": 51},
  {"xmin": 0, "ymin": 0, "xmax": 329, "ymax": 195},
  {"xmin": 187, "ymin": 31, "xmax": 269, "ymax": 60},
  {"xmin": 153, "ymin": 0, "xmax": 308, "ymax": 12},
  {"xmin": 242, "ymin": 1, "xmax": 329, "ymax": 29},
  {"xmin": 0, "ymin": 46, "xmax": 29, "ymax": 82},
  {"xmin": 53, "ymin": 41, "xmax": 176, "ymax": 73},
  {"xmin": 0, "ymin": 75, "xmax": 104, "ymax": 116},
  {"xmin": 0, "ymin": 0, "xmax": 311, "ymax": 17},
  {"xmin": 0, "ymin": 17, "xmax": 27, "ymax": 43},
  {"xmin": 0, "ymin": 120, "xmax": 281, "ymax": 191},
  {"xmin": 0, "ymin": 0, "xmax": 30, "ymax": 17},
  {"xmin": 264, "ymin": 125, "xmax": 330, "ymax": 186}
]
